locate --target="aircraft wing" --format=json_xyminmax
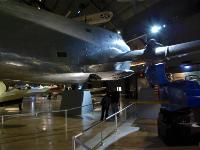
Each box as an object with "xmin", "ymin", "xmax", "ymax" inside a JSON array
[
  {"xmin": 112, "ymin": 40, "xmax": 200, "ymax": 63},
  {"xmin": 0, "ymin": 1, "xmax": 200, "ymax": 84}
]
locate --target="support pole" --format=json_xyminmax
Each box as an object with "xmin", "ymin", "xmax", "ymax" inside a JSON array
[
  {"xmin": 72, "ymin": 136, "xmax": 76, "ymax": 150},
  {"xmin": 115, "ymin": 114, "xmax": 118, "ymax": 131},
  {"xmin": 124, "ymin": 109, "xmax": 127, "ymax": 121},
  {"xmin": 65, "ymin": 110, "xmax": 68, "ymax": 132},
  {"xmin": 100, "ymin": 123, "xmax": 103, "ymax": 146},
  {"xmin": 1, "ymin": 116, "xmax": 4, "ymax": 125}
]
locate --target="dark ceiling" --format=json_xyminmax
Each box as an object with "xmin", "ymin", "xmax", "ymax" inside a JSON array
[
  {"xmin": 21, "ymin": 0, "xmax": 161, "ymax": 31},
  {"xmin": 22, "ymin": 0, "xmax": 200, "ymax": 43},
  {"xmin": 123, "ymin": 0, "xmax": 200, "ymax": 43}
]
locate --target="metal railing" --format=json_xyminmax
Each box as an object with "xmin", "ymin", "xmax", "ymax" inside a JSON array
[
  {"xmin": 0, "ymin": 103, "xmax": 97, "ymax": 126},
  {"xmin": 72, "ymin": 103, "xmax": 135, "ymax": 150}
]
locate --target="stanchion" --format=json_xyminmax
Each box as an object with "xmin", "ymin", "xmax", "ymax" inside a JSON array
[
  {"xmin": 1, "ymin": 116, "xmax": 4, "ymax": 125},
  {"xmin": 124, "ymin": 109, "xmax": 127, "ymax": 121},
  {"xmin": 65, "ymin": 110, "xmax": 68, "ymax": 132},
  {"xmin": 72, "ymin": 136, "xmax": 76, "ymax": 150},
  {"xmin": 115, "ymin": 114, "xmax": 118, "ymax": 131},
  {"xmin": 100, "ymin": 122, "xmax": 103, "ymax": 146}
]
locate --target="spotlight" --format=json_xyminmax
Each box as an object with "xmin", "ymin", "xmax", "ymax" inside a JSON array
[
  {"xmin": 184, "ymin": 65, "xmax": 191, "ymax": 69},
  {"xmin": 117, "ymin": 30, "xmax": 121, "ymax": 34},
  {"xmin": 180, "ymin": 64, "xmax": 192, "ymax": 71},
  {"xmin": 150, "ymin": 25, "xmax": 162, "ymax": 34}
]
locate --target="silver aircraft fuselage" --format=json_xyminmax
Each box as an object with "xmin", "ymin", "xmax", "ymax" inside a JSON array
[
  {"xmin": 1, "ymin": 0, "xmax": 200, "ymax": 84},
  {"xmin": 0, "ymin": 0, "xmax": 131, "ymax": 83}
]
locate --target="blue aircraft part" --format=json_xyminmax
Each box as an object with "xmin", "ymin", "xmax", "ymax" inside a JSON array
[
  {"xmin": 145, "ymin": 63, "xmax": 200, "ymax": 112},
  {"xmin": 145, "ymin": 63, "xmax": 169, "ymax": 86},
  {"xmin": 161, "ymin": 80, "xmax": 200, "ymax": 111}
]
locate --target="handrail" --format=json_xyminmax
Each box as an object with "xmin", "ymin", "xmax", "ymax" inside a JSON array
[
  {"xmin": 73, "ymin": 103, "xmax": 135, "ymax": 150},
  {"xmin": 83, "ymin": 121, "xmax": 101, "ymax": 132},
  {"xmin": 83, "ymin": 103, "xmax": 134, "ymax": 132},
  {"xmin": 106, "ymin": 103, "xmax": 133, "ymax": 120},
  {"xmin": 0, "ymin": 102, "xmax": 98, "ymax": 125}
]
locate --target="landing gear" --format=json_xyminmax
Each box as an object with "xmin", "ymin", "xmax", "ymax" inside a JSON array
[{"xmin": 158, "ymin": 108, "xmax": 200, "ymax": 145}]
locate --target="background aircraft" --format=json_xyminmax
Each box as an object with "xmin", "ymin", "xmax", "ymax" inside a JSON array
[
  {"xmin": 0, "ymin": 81, "xmax": 25, "ymax": 110},
  {"xmin": 72, "ymin": 11, "xmax": 113, "ymax": 25}
]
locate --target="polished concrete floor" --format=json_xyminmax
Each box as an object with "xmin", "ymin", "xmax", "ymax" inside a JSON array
[
  {"xmin": 0, "ymin": 96, "xmax": 101, "ymax": 150},
  {"xmin": 0, "ymin": 96, "xmax": 199, "ymax": 150},
  {"xmin": 0, "ymin": 96, "xmax": 132, "ymax": 150},
  {"xmin": 106, "ymin": 118, "xmax": 199, "ymax": 150}
]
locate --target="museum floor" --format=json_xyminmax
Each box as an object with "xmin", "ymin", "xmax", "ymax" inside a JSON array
[{"xmin": 0, "ymin": 96, "xmax": 199, "ymax": 150}]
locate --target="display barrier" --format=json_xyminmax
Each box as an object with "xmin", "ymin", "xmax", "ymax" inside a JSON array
[
  {"xmin": 72, "ymin": 103, "xmax": 135, "ymax": 150},
  {"xmin": 0, "ymin": 103, "xmax": 97, "ymax": 126}
]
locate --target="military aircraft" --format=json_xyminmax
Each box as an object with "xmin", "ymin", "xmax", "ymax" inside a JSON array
[
  {"xmin": 73, "ymin": 11, "xmax": 113, "ymax": 25},
  {"xmin": 0, "ymin": 0, "xmax": 200, "ymax": 89},
  {"xmin": 0, "ymin": 81, "xmax": 25, "ymax": 110}
]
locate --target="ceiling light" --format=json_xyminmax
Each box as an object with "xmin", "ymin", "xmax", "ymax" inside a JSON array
[
  {"xmin": 117, "ymin": 30, "xmax": 121, "ymax": 34},
  {"xmin": 184, "ymin": 65, "xmax": 191, "ymax": 69},
  {"xmin": 150, "ymin": 25, "xmax": 162, "ymax": 34}
]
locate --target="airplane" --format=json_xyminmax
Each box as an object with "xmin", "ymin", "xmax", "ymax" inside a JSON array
[
  {"xmin": 72, "ymin": 11, "xmax": 113, "ymax": 25},
  {"xmin": 2, "ymin": 1, "xmax": 200, "ymax": 143},
  {"xmin": 0, "ymin": 81, "xmax": 26, "ymax": 110},
  {"xmin": 0, "ymin": 0, "xmax": 200, "ymax": 104},
  {"xmin": 0, "ymin": 82, "xmax": 63, "ymax": 111}
]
